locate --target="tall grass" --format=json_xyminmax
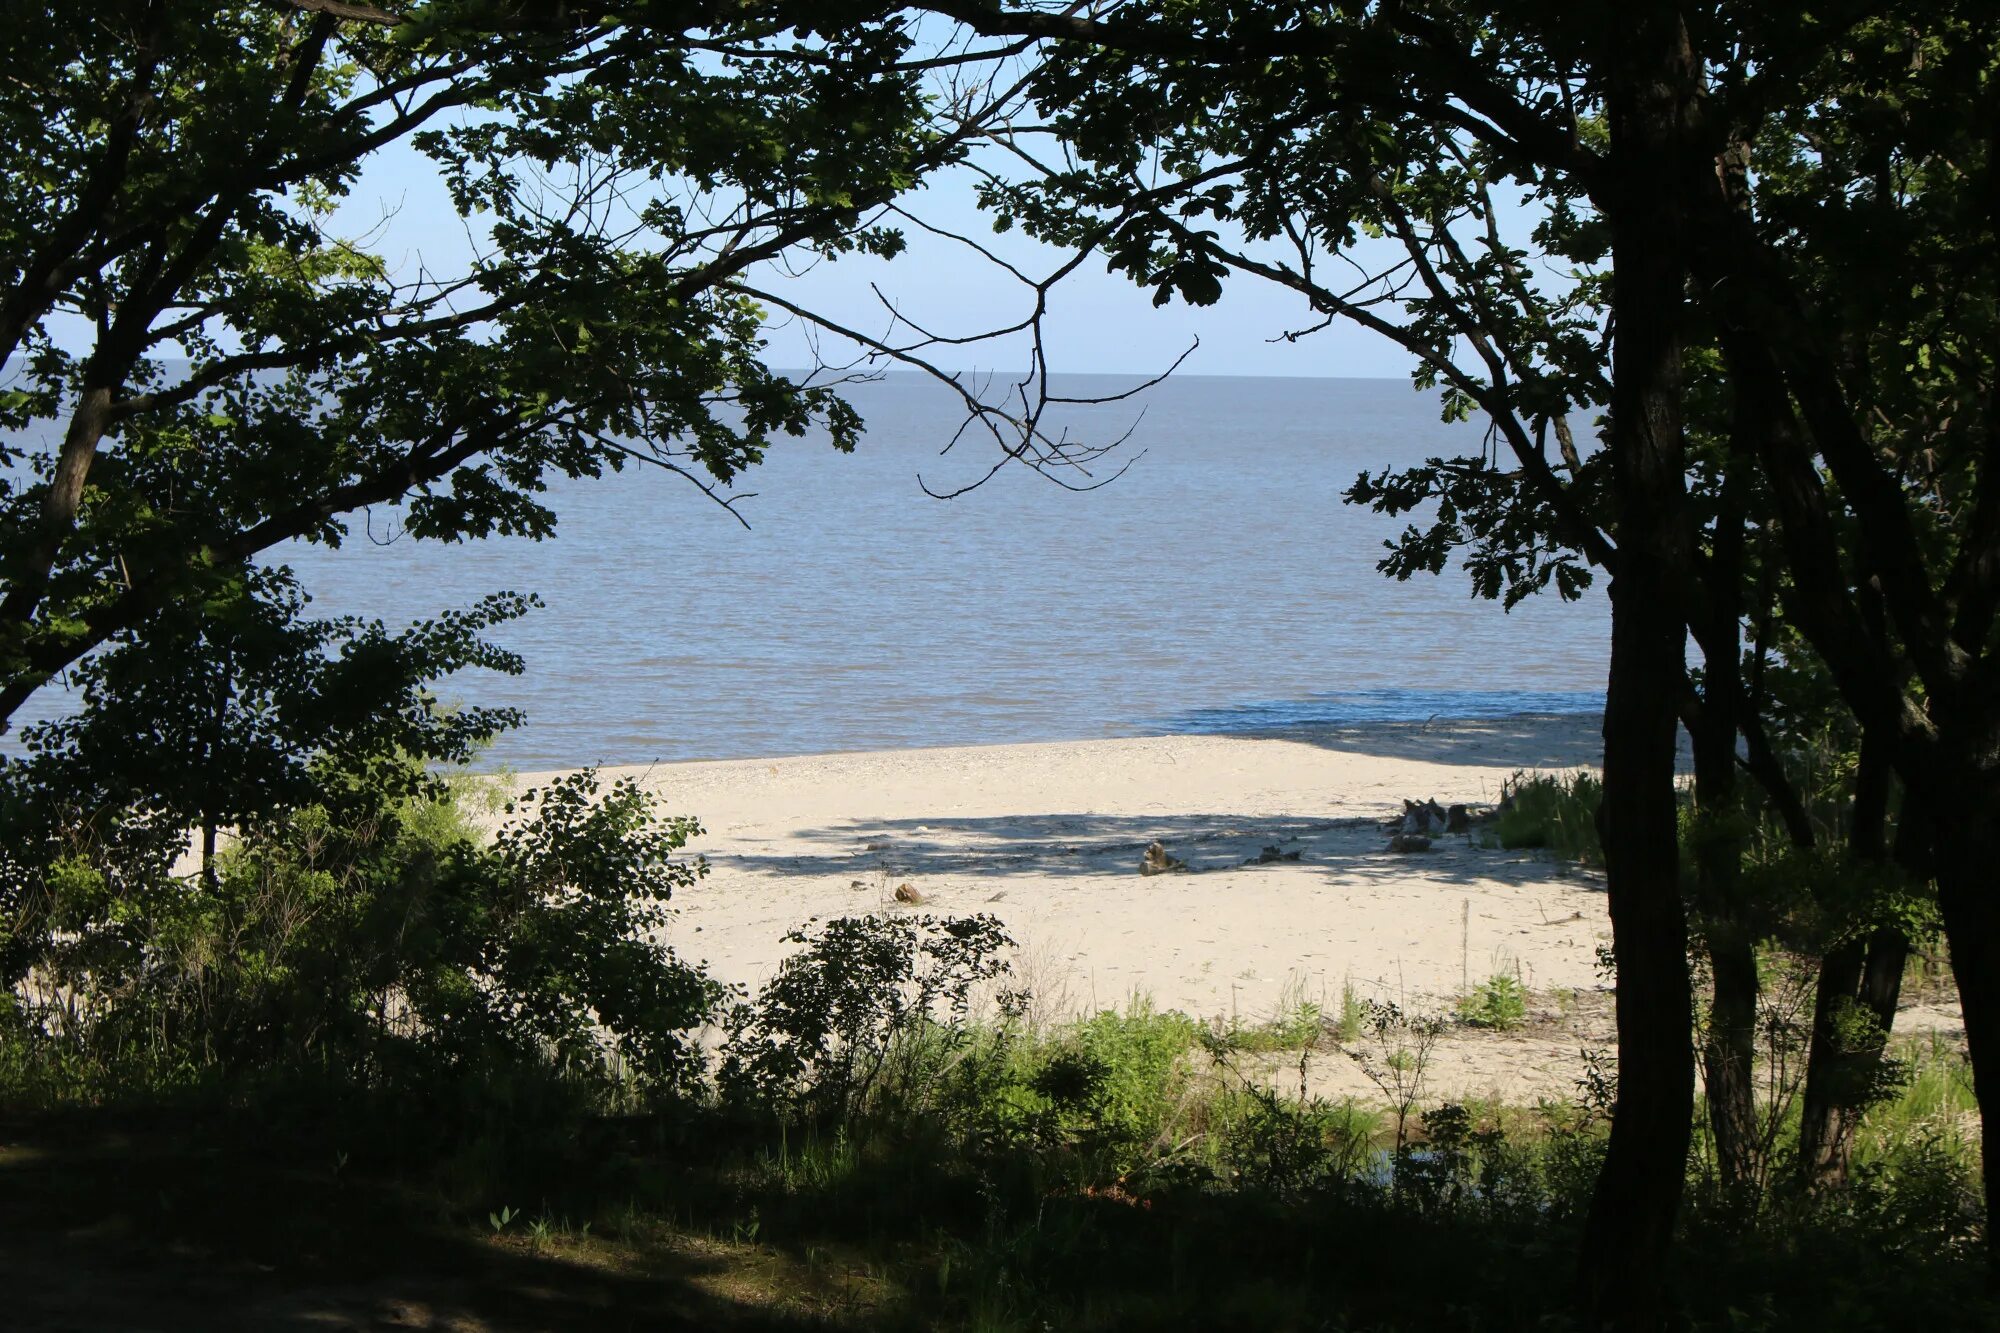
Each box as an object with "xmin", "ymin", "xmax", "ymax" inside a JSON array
[
  {"xmin": 1491, "ymin": 771, "xmax": 1604, "ymax": 863},
  {"xmin": 1854, "ymin": 1033, "xmax": 1980, "ymax": 1165}
]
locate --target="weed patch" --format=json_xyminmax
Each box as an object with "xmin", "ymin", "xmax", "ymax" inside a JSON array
[{"xmin": 1458, "ymin": 974, "xmax": 1530, "ymax": 1031}]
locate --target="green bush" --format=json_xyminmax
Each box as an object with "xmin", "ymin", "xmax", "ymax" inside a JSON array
[
  {"xmin": 1207, "ymin": 1086, "xmax": 1379, "ymax": 1195},
  {"xmin": 1068, "ymin": 1001, "xmax": 1202, "ymax": 1160},
  {"xmin": 0, "ymin": 574, "xmax": 724, "ymax": 1106},
  {"xmin": 1337, "ymin": 980, "xmax": 1367, "ymax": 1042},
  {"xmin": 717, "ymin": 912, "xmax": 1018, "ymax": 1123},
  {"xmin": 1, "ymin": 763, "xmax": 725, "ymax": 1103}
]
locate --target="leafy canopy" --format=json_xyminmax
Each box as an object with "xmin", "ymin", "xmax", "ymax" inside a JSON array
[{"xmin": 0, "ymin": 1, "xmax": 971, "ymax": 728}]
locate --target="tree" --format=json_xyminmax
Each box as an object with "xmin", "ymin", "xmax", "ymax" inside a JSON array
[
  {"xmin": 0, "ymin": 570, "xmax": 550, "ymax": 1078},
  {"xmin": 912, "ymin": 0, "xmax": 1998, "ymax": 1318},
  {"xmin": 1684, "ymin": 2, "xmax": 1999, "ymax": 1222},
  {"xmin": 0, "ymin": 0, "xmax": 1029, "ymax": 736},
  {"xmin": 921, "ymin": 4, "xmax": 1693, "ymax": 1319},
  {"xmin": 0, "ymin": 0, "xmax": 1116, "ymax": 1118}
]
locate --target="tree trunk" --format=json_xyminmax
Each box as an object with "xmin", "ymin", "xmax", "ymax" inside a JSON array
[
  {"xmin": 1797, "ymin": 937, "xmax": 1868, "ymax": 1186},
  {"xmin": 1577, "ymin": 12, "xmax": 1699, "ymax": 1325},
  {"xmin": 1691, "ymin": 620, "xmax": 1760, "ymax": 1196},
  {"xmin": 1702, "ymin": 916, "xmax": 1760, "ymax": 1192},
  {"xmin": 1690, "ymin": 443, "xmax": 1756, "ymax": 1196},
  {"xmin": 1796, "ymin": 738, "xmax": 1910, "ymax": 1189},
  {"xmin": 1926, "ymin": 774, "xmax": 2000, "ymax": 1276},
  {"xmin": 1858, "ymin": 926, "xmax": 1911, "ymax": 1041},
  {"xmin": 1582, "ymin": 449, "xmax": 1698, "ymax": 1328}
]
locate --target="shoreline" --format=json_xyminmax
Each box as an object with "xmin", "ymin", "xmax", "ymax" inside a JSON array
[{"xmin": 501, "ymin": 709, "xmax": 1610, "ymax": 780}]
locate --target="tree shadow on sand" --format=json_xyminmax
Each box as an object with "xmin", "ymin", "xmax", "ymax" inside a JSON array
[
  {"xmin": 716, "ymin": 810, "xmax": 1602, "ymax": 895},
  {"xmin": 1140, "ymin": 711, "xmax": 1609, "ymax": 770}
]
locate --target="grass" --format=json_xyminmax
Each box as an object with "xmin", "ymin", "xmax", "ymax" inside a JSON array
[
  {"xmin": 1489, "ymin": 770, "xmax": 1604, "ymax": 863},
  {"xmin": 3, "ymin": 1026, "xmax": 1984, "ymax": 1332},
  {"xmin": 1337, "ymin": 979, "xmax": 1367, "ymax": 1042},
  {"xmin": 1456, "ymin": 973, "xmax": 1530, "ymax": 1031},
  {"xmin": 1900, "ymin": 947, "xmax": 1960, "ymax": 1010},
  {"xmin": 4, "ymin": 893, "xmax": 1988, "ymax": 1333},
  {"xmin": 1, "ymin": 995, "xmax": 1990, "ymax": 1331},
  {"xmin": 1212, "ymin": 976, "xmax": 1331, "ymax": 1054},
  {"xmin": 1854, "ymin": 1032, "xmax": 1981, "ymax": 1165},
  {"xmin": 1203, "ymin": 976, "xmax": 1381, "ymax": 1055}
]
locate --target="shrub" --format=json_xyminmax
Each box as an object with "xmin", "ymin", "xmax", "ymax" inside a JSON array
[
  {"xmin": 1068, "ymin": 1001, "xmax": 1203, "ymax": 1160},
  {"xmin": 717, "ymin": 913, "xmax": 1018, "ymax": 1123},
  {"xmin": 1846, "ymin": 1124, "xmax": 1984, "ymax": 1260},
  {"xmin": 2, "ymin": 762, "xmax": 726, "ymax": 1103},
  {"xmin": 400, "ymin": 768, "xmax": 728, "ymax": 1094},
  {"xmin": 1207, "ymin": 1086, "xmax": 1378, "ymax": 1196},
  {"xmin": 0, "ymin": 572, "xmax": 725, "ymax": 1105}
]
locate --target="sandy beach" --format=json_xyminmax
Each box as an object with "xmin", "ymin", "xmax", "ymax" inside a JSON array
[
  {"xmin": 506, "ymin": 714, "xmax": 1628, "ymax": 1104},
  {"xmin": 519, "ymin": 713, "xmax": 1975, "ymax": 1106}
]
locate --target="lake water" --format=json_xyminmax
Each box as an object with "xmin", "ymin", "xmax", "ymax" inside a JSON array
[{"xmin": 11, "ymin": 374, "xmax": 1609, "ymax": 768}]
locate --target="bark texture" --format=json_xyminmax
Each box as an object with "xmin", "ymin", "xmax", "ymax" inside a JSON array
[
  {"xmin": 1690, "ymin": 457, "xmax": 1756, "ymax": 1194},
  {"xmin": 1577, "ymin": 10, "xmax": 1699, "ymax": 1326},
  {"xmin": 1796, "ymin": 741, "xmax": 1912, "ymax": 1189}
]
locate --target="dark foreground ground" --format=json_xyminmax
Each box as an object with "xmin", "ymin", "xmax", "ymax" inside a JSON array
[
  {"xmin": 6, "ymin": 1100, "xmax": 1994, "ymax": 1333},
  {"xmin": 1, "ymin": 1111, "xmax": 878, "ymax": 1332}
]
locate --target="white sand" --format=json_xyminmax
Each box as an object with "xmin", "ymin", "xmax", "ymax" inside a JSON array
[{"xmin": 518, "ymin": 715, "xmax": 1627, "ymax": 1103}]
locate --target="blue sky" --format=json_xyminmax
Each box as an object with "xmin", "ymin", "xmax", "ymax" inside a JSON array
[
  {"xmin": 337, "ymin": 138, "xmax": 1425, "ymax": 382},
  {"xmin": 750, "ymin": 169, "xmax": 1423, "ymax": 380}
]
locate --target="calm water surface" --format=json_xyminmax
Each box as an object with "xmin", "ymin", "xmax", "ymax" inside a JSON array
[{"xmin": 17, "ymin": 375, "xmax": 1609, "ymax": 767}]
